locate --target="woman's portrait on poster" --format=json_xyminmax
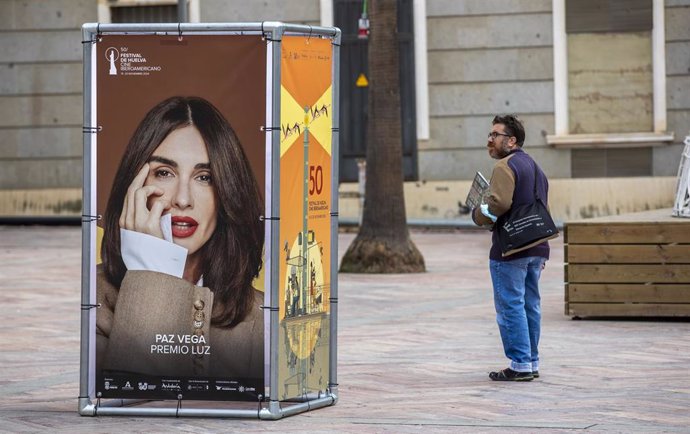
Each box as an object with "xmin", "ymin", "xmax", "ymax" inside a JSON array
[{"xmin": 96, "ymin": 96, "xmax": 264, "ymax": 381}]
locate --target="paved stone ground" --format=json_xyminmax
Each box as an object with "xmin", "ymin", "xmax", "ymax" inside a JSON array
[{"xmin": 1, "ymin": 225, "xmax": 689, "ymax": 433}]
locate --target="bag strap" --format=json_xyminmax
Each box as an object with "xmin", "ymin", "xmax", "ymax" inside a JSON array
[{"xmin": 531, "ymin": 159, "xmax": 543, "ymax": 202}]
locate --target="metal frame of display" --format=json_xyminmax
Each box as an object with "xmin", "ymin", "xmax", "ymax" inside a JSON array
[
  {"xmin": 78, "ymin": 22, "xmax": 341, "ymax": 419},
  {"xmin": 673, "ymin": 135, "xmax": 690, "ymax": 218}
]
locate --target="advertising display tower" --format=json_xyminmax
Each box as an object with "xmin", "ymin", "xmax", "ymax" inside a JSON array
[{"xmin": 79, "ymin": 22, "xmax": 340, "ymax": 419}]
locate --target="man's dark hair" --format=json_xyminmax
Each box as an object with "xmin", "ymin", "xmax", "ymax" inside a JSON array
[{"xmin": 492, "ymin": 114, "xmax": 525, "ymax": 147}]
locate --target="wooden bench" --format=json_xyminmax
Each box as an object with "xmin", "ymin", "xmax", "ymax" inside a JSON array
[{"xmin": 564, "ymin": 208, "xmax": 690, "ymax": 318}]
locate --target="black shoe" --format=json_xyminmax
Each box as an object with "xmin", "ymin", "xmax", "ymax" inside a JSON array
[
  {"xmin": 489, "ymin": 368, "xmax": 534, "ymax": 381},
  {"xmin": 532, "ymin": 370, "xmax": 539, "ymax": 378}
]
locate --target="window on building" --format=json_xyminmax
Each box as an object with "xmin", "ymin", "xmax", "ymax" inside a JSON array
[
  {"xmin": 550, "ymin": 0, "xmax": 671, "ymax": 176},
  {"xmin": 334, "ymin": 0, "xmax": 419, "ymax": 182},
  {"xmin": 566, "ymin": 0, "xmax": 653, "ymax": 134},
  {"xmin": 98, "ymin": 0, "xmax": 199, "ymax": 24},
  {"xmin": 572, "ymin": 147, "xmax": 652, "ymax": 177},
  {"xmin": 110, "ymin": 5, "xmax": 177, "ymax": 23}
]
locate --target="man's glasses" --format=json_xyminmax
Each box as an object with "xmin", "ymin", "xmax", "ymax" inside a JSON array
[{"xmin": 488, "ymin": 131, "xmax": 511, "ymax": 140}]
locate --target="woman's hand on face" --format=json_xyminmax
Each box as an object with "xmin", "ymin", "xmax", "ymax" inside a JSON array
[{"xmin": 119, "ymin": 163, "xmax": 170, "ymax": 239}]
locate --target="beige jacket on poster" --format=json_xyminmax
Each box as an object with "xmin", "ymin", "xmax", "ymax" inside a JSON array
[{"xmin": 96, "ymin": 268, "xmax": 264, "ymax": 379}]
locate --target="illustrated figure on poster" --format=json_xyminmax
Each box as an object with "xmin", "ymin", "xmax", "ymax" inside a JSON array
[
  {"xmin": 289, "ymin": 265, "xmax": 299, "ymax": 317},
  {"xmin": 97, "ymin": 96, "xmax": 264, "ymax": 380},
  {"xmin": 309, "ymin": 261, "xmax": 316, "ymax": 313}
]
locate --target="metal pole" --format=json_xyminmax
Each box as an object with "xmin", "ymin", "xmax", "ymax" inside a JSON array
[
  {"xmin": 79, "ymin": 23, "xmax": 97, "ymax": 415},
  {"xmin": 329, "ymin": 28, "xmax": 342, "ymax": 401},
  {"xmin": 268, "ymin": 22, "xmax": 285, "ymax": 415},
  {"xmin": 177, "ymin": 0, "xmax": 188, "ymax": 23},
  {"xmin": 356, "ymin": 158, "xmax": 366, "ymax": 225}
]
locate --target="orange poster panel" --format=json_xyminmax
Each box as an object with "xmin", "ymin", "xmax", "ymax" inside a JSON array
[{"xmin": 278, "ymin": 36, "xmax": 332, "ymax": 400}]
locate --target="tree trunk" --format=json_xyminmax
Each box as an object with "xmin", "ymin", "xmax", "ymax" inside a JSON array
[{"xmin": 339, "ymin": 0, "xmax": 425, "ymax": 273}]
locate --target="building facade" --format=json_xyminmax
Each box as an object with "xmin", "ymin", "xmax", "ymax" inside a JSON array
[{"xmin": 1, "ymin": 0, "xmax": 688, "ymax": 221}]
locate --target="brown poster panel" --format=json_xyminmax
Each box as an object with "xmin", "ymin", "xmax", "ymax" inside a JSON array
[
  {"xmin": 94, "ymin": 34, "xmax": 266, "ymax": 401},
  {"xmin": 278, "ymin": 36, "xmax": 332, "ymax": 400}
]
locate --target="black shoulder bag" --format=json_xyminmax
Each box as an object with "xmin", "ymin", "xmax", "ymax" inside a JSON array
[{"xmin": 496, "ymin": 162, "xmax": 559, "ymax": 257}]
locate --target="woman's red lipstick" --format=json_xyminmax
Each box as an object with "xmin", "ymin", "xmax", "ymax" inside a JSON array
[{"xmin": 171, "ymin": 216, "xmax": 198, "ymax": 238}]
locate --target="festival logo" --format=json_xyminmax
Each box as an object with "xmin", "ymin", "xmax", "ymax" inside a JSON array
[
  {"xmin": 105, "ymin": 45, "xmax": 163, "ymax": 77},
  {"xmin": 105, "ymin": 47, "xmax": 119, "ymax": 75}
]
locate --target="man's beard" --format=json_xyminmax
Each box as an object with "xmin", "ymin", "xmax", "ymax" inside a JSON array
[{"xmin": 493, "ymin": 141, "xmax": 511, "ymax": 159}]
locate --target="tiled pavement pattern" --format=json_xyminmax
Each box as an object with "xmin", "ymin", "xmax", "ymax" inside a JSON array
[{"xmin": 1, "ymin": 226, "xmax": 689, "ymax": 433}]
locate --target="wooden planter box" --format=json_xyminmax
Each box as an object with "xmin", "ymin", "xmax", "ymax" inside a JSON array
[{"xmin": 564, "ymin": 208, "xmax": 690, "ymax": 318}]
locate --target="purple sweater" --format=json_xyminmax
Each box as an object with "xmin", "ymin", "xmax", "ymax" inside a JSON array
[{"xmin": 474, "ymin": 148, "xmax": 551, "ymax": 261}]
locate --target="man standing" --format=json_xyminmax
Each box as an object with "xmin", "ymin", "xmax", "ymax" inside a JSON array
[{"xmin": 472, "ymin": 114, "xmax": 551, "ymax": 381}]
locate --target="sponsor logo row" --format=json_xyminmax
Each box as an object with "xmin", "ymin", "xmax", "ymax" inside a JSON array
[{"xmin": 101, "ymin": 377, "xmax": 257, "ymax": 394}]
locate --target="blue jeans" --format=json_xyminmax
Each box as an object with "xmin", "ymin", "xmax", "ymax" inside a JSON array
[{"xmin": 489, "ymin": 257, "xmax": 545, "ymax": 373}]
